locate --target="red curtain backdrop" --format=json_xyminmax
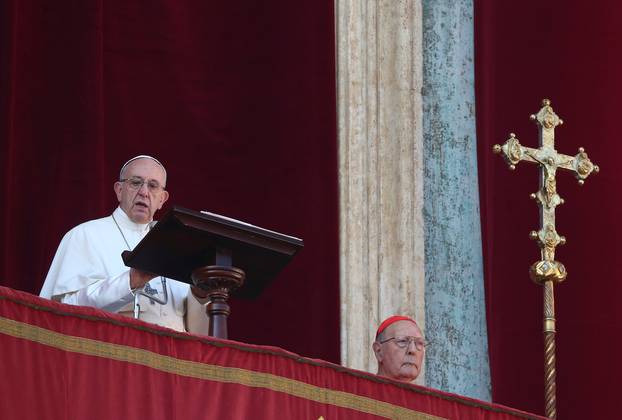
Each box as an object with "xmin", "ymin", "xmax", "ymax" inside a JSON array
[
  {"xmin": 475, "ymin": 1, "xmax": 622, "ymax": 417},
  {"xmin": 0, "ymin": 1, "xmax": 339, "ymax": 362},
  {"xmin": 0, "ymin": 287, "xmax": 547, "ymax": 420}
]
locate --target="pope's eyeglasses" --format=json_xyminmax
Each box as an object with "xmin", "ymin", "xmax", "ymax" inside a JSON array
[
  {"xmin": 379, "ymin": 336, "xmax": 428, "ymax": 351},
  {"xmin": 120, "ymin": 177, "xmax": 164, "ymax": 193}
]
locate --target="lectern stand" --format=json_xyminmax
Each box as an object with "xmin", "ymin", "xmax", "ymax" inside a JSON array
[{"xmin": 122, "ymin": 206, "xmax": 303, "ymax": 339}]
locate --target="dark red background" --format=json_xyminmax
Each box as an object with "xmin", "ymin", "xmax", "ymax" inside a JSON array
[
  {"xmin": 476, "ymin": 1, "xmax": 621, "ymax": 417},
  {"xmin": 2, "ymin": 1, "xmax": 619, "ymax": 418},
  {"xmin": 0, "ymin": 1, "xmax": 339, "ymax": 363}
]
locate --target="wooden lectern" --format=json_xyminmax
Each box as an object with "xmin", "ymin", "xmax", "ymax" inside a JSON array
[{"xmin": 122, "ymin": 206, "xmax": 303, "ymax": 339}]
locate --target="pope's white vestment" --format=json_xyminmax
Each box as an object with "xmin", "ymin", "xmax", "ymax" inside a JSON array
[{"xmin": 40, "ymin": 207, "xmax": 209, "ymax": 334}]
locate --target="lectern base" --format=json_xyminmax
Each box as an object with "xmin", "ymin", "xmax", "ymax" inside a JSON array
[{"xmin": 191, "ymin": 265, "xmax": 245, "ymax": 339}]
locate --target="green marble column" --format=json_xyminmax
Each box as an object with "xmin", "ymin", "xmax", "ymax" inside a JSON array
[{"xmin": 422, "ymin": 0, "xmax": 491, "ymax": 400}]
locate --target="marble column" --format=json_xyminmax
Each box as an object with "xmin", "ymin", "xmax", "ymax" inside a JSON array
[
  {"xmin": 421, "ymin": 0, "xmax": 491, "ymax": 400},
  {"xmin": 336, "ymin": 0, "xmax": 426, "ymax": 384}
]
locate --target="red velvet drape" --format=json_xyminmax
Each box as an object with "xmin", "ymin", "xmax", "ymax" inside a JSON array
[
  {"xmin": 0, "ymin": 286, "xmax": 548, "ymax": 420},
  {"xmin": 0, "ymin": 1, "xmax": 339, "ymax": 362},
  {"xmin": 476, "ymin": 1, "xmax": 622, "ymax": 417}
]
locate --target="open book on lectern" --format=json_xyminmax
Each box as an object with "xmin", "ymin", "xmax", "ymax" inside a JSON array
[{"xmin": 121, "ymin": 206, "xmax": 304, "ymax": 298}]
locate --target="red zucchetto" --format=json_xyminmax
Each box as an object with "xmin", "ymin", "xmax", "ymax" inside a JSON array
[{"xmin": 375, "ymin": 315, "xmax": 418, "ymax": 339}]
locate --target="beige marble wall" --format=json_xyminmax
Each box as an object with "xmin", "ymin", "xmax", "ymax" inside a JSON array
[{"xmin": 336, "ymin": 0, "xmax": 426, "ymax": 384}]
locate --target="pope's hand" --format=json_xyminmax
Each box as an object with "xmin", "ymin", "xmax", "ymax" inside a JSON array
[{"xmin": 129, "ymin": 268, "xmax": 158, "ymax": 289}]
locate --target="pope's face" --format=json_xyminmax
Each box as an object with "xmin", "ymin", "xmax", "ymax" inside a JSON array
[
  {"xmin": 373, "ymin": 320, "xmax": 425, "ymax": 382},
  {"xmin": 114, "ymin": 158, "xmax": 169, "ymax": 224}
]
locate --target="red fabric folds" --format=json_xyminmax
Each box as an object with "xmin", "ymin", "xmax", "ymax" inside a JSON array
[
  {"xmin": 475, "ymin": 1, "xmax": 622, "ymax": 417},
  {"xmin": 0, "ymin": 287, "xmax": 545, "ymax": 420}
]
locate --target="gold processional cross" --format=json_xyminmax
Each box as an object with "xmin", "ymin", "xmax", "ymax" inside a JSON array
[{"xmin": 493, "ymin": 99, "xmax": 598, "ymax": 419}]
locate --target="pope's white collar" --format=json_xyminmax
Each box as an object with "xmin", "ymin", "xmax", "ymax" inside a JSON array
[{"xmin": 113, "ymin": 207, "xmax": 151, "ymax": 232}]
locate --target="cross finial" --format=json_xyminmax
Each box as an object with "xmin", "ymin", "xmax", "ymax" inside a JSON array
[{"xmin": 493, "ymin": 100, "xmax": 598, "ymax": 276}]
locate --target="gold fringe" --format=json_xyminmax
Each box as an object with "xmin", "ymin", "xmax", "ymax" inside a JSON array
[{"xmin": 0, "ymin": 316, "xmax": 443, "ymax": 420}]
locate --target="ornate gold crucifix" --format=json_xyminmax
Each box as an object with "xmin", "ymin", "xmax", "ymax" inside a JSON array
[{"xmin": 493, "ymin": 99, "xmax": 598, "ymax": 419}]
